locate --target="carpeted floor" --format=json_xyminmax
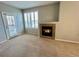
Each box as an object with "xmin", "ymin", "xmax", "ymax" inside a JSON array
[{"xmin": 0, "ymin": 34, "xmax": 79, "ymax": 57}]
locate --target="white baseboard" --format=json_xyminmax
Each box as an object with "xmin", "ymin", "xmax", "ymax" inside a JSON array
[
  {"xmin": 0, "ymin": 40, "xmax": 7, "ymax": 44},
  {"xmin": 56, "ymin": 39, "xmax": 79, "ymax": 44}
]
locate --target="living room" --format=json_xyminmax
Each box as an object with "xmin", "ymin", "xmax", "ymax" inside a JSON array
[{"xmin": 0, "ymin": 1, "xmax": 79, "ymax": 57}]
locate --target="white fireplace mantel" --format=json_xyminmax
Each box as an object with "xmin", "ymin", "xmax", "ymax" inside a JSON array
[{"xmin": 39, "ymin": 22, "xmax": 58, "ymax": 24}]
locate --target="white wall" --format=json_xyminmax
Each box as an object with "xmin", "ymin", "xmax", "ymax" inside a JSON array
[
  {"xmin": 0, "ymin": 2, "xmax": 23, "ymax": 42},
  {"xmin": 56, "ymin": 1, "xmax": 79, "ymax": 42},
  {"xmin": 23, "ymin": 3, "xmax": 59, "ymax": 35}
]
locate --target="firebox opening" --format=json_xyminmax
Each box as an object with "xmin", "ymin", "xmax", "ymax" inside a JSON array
[{"xmin": 42, "ymin": 26, "xmax": 52, "ymax": 37}]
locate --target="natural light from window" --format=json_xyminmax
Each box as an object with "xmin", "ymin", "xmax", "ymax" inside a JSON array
[
  {"xmin": 6, "ymin": 16, "xmax": 16, "ymax": 37},
  {"xmin": 24, "ymin": 11, "xmax": 38, "ymax": 29}
]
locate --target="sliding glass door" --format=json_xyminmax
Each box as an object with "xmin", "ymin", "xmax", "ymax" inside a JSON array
[
  {"xmin": 6, "ymin": 16, "xmax": 17, "ymax": 37},
  {"xmin": 2, "ymin": 12, "xmax": 17, "ymax": 39}
]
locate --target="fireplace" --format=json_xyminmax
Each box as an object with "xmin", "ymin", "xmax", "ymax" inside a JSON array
[{"xmin": 40, "ymin": 24, "xmax": 55, "ymax": 39}]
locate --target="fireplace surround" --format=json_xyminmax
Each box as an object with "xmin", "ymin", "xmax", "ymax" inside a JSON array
[{"xmin": 40, "ymin": 24, "xmax": 56, "ymax": 39}]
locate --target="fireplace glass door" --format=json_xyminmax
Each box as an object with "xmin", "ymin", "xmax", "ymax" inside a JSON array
[{"xmin": 42, "ymin": 26, "xmax": 52, "ymax": 37}]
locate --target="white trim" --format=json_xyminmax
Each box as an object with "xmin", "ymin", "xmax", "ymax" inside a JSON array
[
  {"xmin": 56, "ymin": 39, "xmax": 79, "ymax": 44},
  {"xmin": 0, "ymin": 40, "xmax": 7, "ymax": 44}
]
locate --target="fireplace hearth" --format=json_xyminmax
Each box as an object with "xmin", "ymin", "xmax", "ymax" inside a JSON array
[{"xmin": 40, "ymin": 24, "xmax": 55, "ymax": 39}]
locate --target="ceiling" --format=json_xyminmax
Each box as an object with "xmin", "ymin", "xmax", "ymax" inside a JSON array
[{"xmin": 1, "ymin": 1, "xmax": 58, "ymax": 9}]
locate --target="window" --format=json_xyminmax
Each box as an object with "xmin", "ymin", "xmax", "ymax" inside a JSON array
[
  {"xmin": 6, "ymin": 16, "xmax": 15, "ymax": 26},
  {"xmin": 24, "ymin": 11, "xmax": 38, "ymax": 29},
  {"xmin": 6, "ymin": 16, "xmax": 16, "ymax": 36}
]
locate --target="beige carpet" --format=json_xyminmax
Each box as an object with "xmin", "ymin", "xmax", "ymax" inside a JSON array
[{"xmin": 0, "ymin": 34, "xmax": 79, "ymax": 57}]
